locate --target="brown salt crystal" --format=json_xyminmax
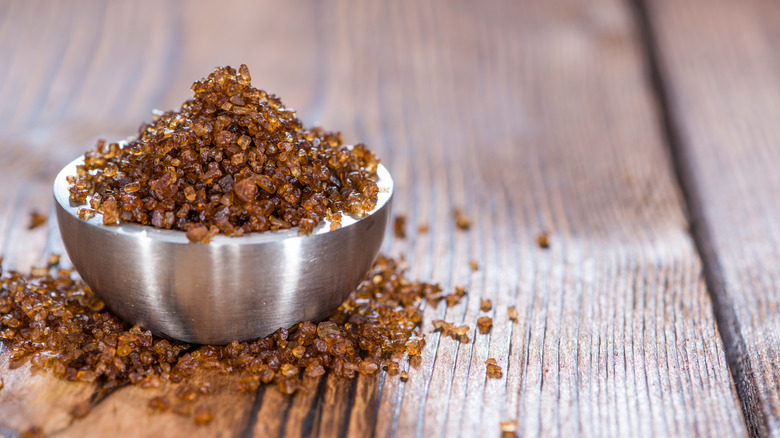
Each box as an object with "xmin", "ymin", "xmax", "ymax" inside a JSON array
[
  {"xmin": 480, "ymin": 299, "xmax": 492, "ymax": 312},
  {"xmin": 117, "ymin": 343, "xmax": 132, "ymax": 357},
  {"xmin": 358, "ymin": 360, "xmax": 379, "ymax": 375},
  {"xmin": 77, "ymin": 370, "xmax": 96, "ymax": 382},
  {"xmin": 68, "ymin": 65, "xmax": 379, "ymax": 239},
  {"xmin": 317, "ymin": 321, "xmax": 340, "ymax": 337},
  {"xmin": 71, "ymin": 401, "xmax": 91, "ymax": 418},
  {"xmin": 452, "ymin": 325, "xmax": 470, "ymax": 336},
  {"xmin": 172, "ymin": 403, "xmax": 192, "ymax": 416},
  {"xmin": 47, "ymin": 254, "xmax": 61, "ymax": 266},
  {"xmin": 537, "ymin": 231, "xmax": 550, "ymax": 249},
  {"xmin": 193, "ymin": 405, "xmax": 213, "ymax": 424},
  {"xmin": 394, "ymin": 215, "xmax": 407, "ymax": 239},
  {"xmin": 500, "ymin": 420, "xmax": 518, "ymax": 437},
  {"xmin": 77, "ymin": 208, "xmax": 95, "ymax": 220},
  {"xmin": 406, "ymin": 338, "xmax": 425, "ymax": 356},
  {"xmin": 278, "ymin": 378, "xmax": 301, "ymax": 395},
  {"xmin": 174, "ymin": 384, "xmax": 199, "ymax": 401},
  {"xmin": 507, "ymin": 306, "xmax": 518, "ymax": 322},
  {"xmin": 148, "ymin": 395, "xmax": 170, "ymax": 412},
  {"xmin": 444, "ymin": 286, "xmax": 467, "ymax": 307},
  {"xmin": 280, "ymin": 363, "xmax": 298, "ymax": 378},
  {"xmin": 101, "ymin": 197, "xmax": 119, "ymax": 225},
  {"xmin": 469, "ymin": 260, "xmax": 479, "ymax": 271},
  {"xmin": 186, "ymin": 225, "xmax": 210, "ymax": 244},
  {"xmin": 454, "ymin": 208, "xmax": 471, "ymax": 230},
  {"xmin": 28, "ymin": 211, "xmax": 46, "ymax": 230},
  {"xmin": 304, "ymin": 362, "xmax": 325, "ymax": 378},
  {"xmin": 330, "ymin": 339, "xmax": 349, "ymax": 356},
  {"xmin": 141, "ymin": 375, "xmax": 162, "ymax": 389},
  {"xmin": 236, "ymin": 376, "xmax": 260, "ymax": 393},
  {"xmin": 30, "ymin": 267, "xmax": 48, "ymax": 277},
  {"xmin": 485, "ymin": 358, "xmax": 502, "ymax": 379},
  {"xmin": 123, "ymin": 181, "xmax": 141, "ymax": 193},
  {"xmin": 417, "ymin": 223, "xmax": 429, "ymax": 234},
  {"xmin": 259, "ymin": 368, "xmax": 275, "ymax": 383},
  {"xmin": 198, "ymin": 382, "xmax": 213, "ymax": 394},
  {"xmin": 0, "ymin": 254, "xmax": 439, "ymax": 424},
  {"xmin": 291, "ymin": 345, "xmax": 306, "ymax": 359},
  {"xmin": 385, "ymin": 360, "xmax": 400, "ymax": 375},
  {"xmin": 477, "ymin": 316, "xmax": 493, "ymax": 334}
]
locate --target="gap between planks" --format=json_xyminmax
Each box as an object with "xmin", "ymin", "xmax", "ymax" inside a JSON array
[{"xmin": 629, "ymin": 0, "xmax": 764, "ymax": 435}]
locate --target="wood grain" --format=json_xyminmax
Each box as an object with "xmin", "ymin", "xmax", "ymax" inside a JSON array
[
  {"xmin": 643, "ymin": 0, "xmax": 780, "ymax": 435},
  {"xmin": 0, "ymin": 0, "xmax": 748, "ymax": 436}
]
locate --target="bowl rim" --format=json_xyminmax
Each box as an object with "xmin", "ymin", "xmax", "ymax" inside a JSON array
[{"xmin": 53, "ymin": 155, "xmax": 393, "ymax": 246}]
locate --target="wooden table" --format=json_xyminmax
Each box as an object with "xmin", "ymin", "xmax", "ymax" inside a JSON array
[{"xmin": 1, "ymin": 0, "xmax": 779, "ymax": 436}]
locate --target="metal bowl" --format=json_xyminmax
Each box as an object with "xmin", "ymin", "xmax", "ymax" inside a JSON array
[{"xmin": 53, "ymin": 157, "xmax": 393, "ymax": 344}]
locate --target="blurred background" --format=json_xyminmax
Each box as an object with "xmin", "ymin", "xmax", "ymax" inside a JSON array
[{"xmin": 1, "ymin": 0, "xmax": 524, "ymax": 173}]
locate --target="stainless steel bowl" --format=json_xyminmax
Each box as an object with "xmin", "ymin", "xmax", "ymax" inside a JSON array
[{"xmin": 53, "ymin": 157, "xmax": 393, "ymax": 344}]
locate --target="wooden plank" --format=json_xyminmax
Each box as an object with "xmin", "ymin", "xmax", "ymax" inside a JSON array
[
  {"xmin": 642, "ymin": 0, "xmax": 780, "ymax": 435},
  {"xmin": 56, "ymin": 371, "xmax": 257, "ymax": 438},
  {"xmin": 303, "ymin": 0, "xmax": 744, "ymax": 435},
  {"xmin": 0, "ymin": 2, "xmax": 260, "ymax": 437},
  {"xmin": 0, "ymin": 0, "xmax": 747, "ymax": 436}
]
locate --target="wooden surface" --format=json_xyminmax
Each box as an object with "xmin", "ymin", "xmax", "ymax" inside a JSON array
[
  {"xmin": 645, "ymin": 0, "xmax": 780, "ymax": 435},
  {"xmin": 0, "ymin": 0, "xmax": 777, "ymax": 436}
]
